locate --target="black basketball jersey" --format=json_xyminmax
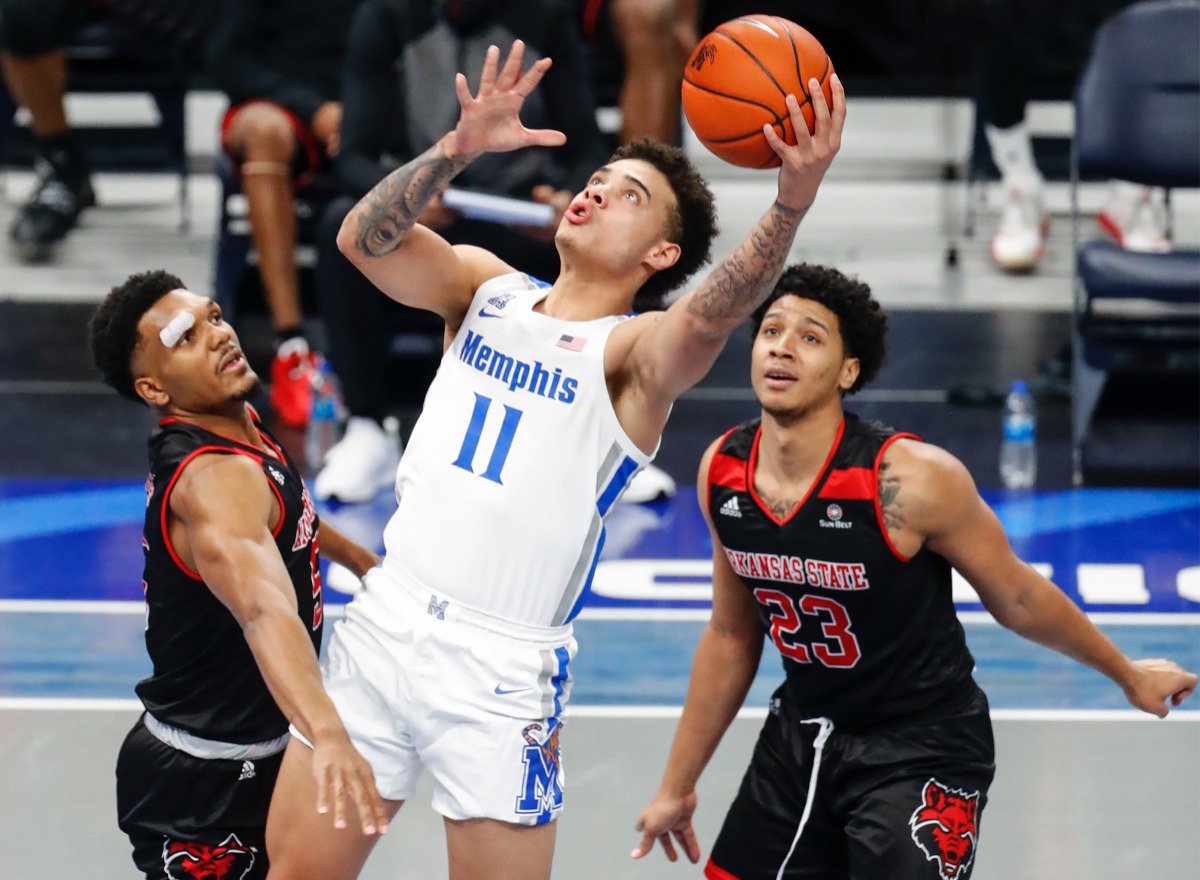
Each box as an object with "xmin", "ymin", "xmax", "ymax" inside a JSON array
[
  {"xmin": 708, "ymin": 412, "xmax": 979, "ymax": 731},
  {"xmin": 137, "ymin": 411, "xmax": 323, "ymax": 743}
]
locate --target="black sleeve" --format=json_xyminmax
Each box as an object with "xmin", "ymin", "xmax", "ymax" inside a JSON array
[
  {"xmin": 335, "ymin": 0, "xmax": 403, "ymax": 197},
  {"xmin": 536, "ymin": 5, "xmax": 609, "ymax": 192},
  {"xmin": 205, "ymin": 0, "xmax": 327, "ymax": 126}
]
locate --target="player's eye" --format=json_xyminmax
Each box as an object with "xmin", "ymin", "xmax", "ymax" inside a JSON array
[
  {"xmin": 624, "ymin": 190, "xmax": 638, "ymax": 202},
  {"xmin": 804, "ymin": 333, "xmax": 820, "ymax": 343}
]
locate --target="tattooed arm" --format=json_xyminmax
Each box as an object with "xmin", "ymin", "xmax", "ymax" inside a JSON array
[
  {"xmin": 607, "ymin": 77, "xmax": 845, "ymax": 453},
  {"xmin": 881, "ymin": 438, "xmax": 1197, "ymax": 718},
  {"xmin": 336, "ymin": 41, "xmax": 565, "ymax": 319}
]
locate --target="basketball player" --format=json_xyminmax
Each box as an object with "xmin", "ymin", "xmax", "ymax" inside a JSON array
[
  {"xmin": 631, "ymin": 263, "xmax": 1198, "ymax": 879},
  {"xmin": 263, "ymin": 41, "xmax": 845, "ymax": 880},
  {"xmin": 88, "ymin": 271, "xmax": 389, "ymax": 879}
]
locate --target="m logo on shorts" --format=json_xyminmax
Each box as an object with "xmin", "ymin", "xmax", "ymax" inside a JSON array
[
  {"xmin": 427, "ymin": 594, "xmax": 449, "ymax": 620},
  {"xmin": 908, "ymin": 778, "xmax": 981, "ymax": 879},
  {"xmin": 514, "ymin": 719, "xmax": 563, "ymax": 822},
  {"xmin": 163, "ymin": 833, "xmax": 256, "ymax": 880}
]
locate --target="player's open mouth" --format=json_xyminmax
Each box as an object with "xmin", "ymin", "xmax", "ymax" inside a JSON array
[
  {"xmin": 764, "ymin": 369, "xmax": 796, "ymax": 388},
  {"xmin": 565, "ymin": 202, "xmax": 591, "ymax": 225},
  {"xmin": 218, "ymin": 351, "xmax": 245, "ymax": 374}
]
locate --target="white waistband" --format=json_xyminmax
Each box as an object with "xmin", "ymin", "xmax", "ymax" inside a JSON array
[
  {"xmin": 143, "ymin": 712, "xmax": 289, "ymax": 761},
  {"xmin": 372, "ymin": 560, "xmax": 573, "ymax": 645}
]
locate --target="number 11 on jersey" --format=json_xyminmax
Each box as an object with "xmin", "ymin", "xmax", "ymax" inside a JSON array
[{"xmin": 453, "ymin": 393, "xmax": 524, "ymax": 484}]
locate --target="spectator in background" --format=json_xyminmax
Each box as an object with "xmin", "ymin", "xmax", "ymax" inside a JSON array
[
  {"xmin": 981, "ymin": 0, "xmax": 1169, "ymax": 273},
  {"xmin": 207, "ymin": 0, "xmax": 365, "ymax": 429},
  {"xmin": 310, "ymin": 0, "xmax": 611, "ymax": 504},
  {"xmin": 578, "ymin": 0, "xmax": 702, "ymax": 145},
  {"xmin": 0, "ymin": 0, "xmax": 207, "ymax": 262}
]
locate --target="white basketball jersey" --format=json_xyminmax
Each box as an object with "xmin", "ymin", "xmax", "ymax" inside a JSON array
[{"xmin": 379, "ymin": 273, "xmax": 653, "ymax": 627}]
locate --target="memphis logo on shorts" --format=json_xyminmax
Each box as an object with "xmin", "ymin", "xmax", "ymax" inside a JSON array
[
  {"xmin": 908, "ymin": 778, "xmax": 981, "ymax": 880},
  {"xmin": 514, "ymin": 718, "xmax": 563, "ymax": 822},
  {"xmin": 162, "ymin": 833, "xmax": 256, "ymax": 880}
]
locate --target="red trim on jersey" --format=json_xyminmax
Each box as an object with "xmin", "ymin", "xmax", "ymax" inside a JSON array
[
  {"xmin": 873, "ymin": 433, "xmax": 921, "ymax": 562},
  {"xmin": 818, "ymin": 466, "xmax": 874, "ymax": 500},
  {"xmin": 709, "ymin": 451, "xmax": 749, "ymax": 492},
  {"xmin": 580, "ymin": 0, "xmax": 604, "ymax": 40},
  {"xmin": 158, "ymin": 416, "xmax": 282, "ymax": 462},
  {"xmin": 160, "ymin": 446, "xmax": 285, "ymax": 579},
  {"xmin": 702, "ymin": 426, "xmax": 740, "ymax": 511},
  {"xmin": 256, "ymin": 429, "xmax": 287, "ymax": 464},
  {"xmin": 748, "ymin": 418, "xmax": 845, "ymax": 527},
  {"xmin": 704, "ymin": 859, "xmax": 743, "ymax": 880}
]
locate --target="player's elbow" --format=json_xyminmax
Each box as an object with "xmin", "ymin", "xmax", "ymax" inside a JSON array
[{"xmin": 336, "ymin": 210, "xmax": 362, "ymax": 262}]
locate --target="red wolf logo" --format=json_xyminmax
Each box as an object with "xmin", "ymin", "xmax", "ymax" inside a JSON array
[
  {"xmin": 162, "ymin": 833, "xmax": 257, "ymax": 880},
  {"xmin": 908, "ymin": 778, "xmax": 980, "ymax": 880}
]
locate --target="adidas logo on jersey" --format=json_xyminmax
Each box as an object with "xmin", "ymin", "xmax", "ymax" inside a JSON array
[
  {"xmin": 239, "ymin": 760, "xmax": 256, "ymax": 781},
  {"xmin": 719, "ymin": 496, "xmax": 742, "ymax": 518},
  {"xmin": 266, "ymin": 465, "xmax": 285, "ymax": 486}
]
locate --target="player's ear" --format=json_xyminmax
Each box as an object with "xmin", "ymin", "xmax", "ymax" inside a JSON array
[
  {"xmin": 644, "ymin": 240, "xmax": 681, "ymax": 273},
  {"xmin": 135, "ymin": 375, "xmax": 169, "ymax": 408},
  {"xmin": 838, "ymin": 357, "xmax": 860, "ymax": 392}
]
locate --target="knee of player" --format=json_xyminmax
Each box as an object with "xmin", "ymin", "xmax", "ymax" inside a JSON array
[
  {"xmin": 231, "ymin": 104, "xmax": 297, "ymax": 159},
  {"xmin": 611, "ymin": 0, "xmax": 676, "ymax": 44}
]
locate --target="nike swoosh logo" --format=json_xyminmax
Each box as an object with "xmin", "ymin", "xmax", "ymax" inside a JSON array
[
  {"xmin": 477, "ymin": 308, "xmax": 503, "ymax": 319},
  {"xmin": 494, "ymin": 685, "xmax": 530, "ymax": 695}
]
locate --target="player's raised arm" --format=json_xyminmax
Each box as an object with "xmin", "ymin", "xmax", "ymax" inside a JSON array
[
  {"xmin": 171, "ymin": 454, "xmax": 389, "ymax": 835},
  {"xmin": 632, "ymin": 440, "xmax": 765, "ymax": 864},
  {"xmin": 626, "ymin": 74, "xmax": 845, "ymax": 404},
  {"xmin": 883, "ymin": 439, "xmax": 1198, "ymax": 718},
  {"xmin": 336, "ymin": 41, "xmax": 565, "ymax": 321}
]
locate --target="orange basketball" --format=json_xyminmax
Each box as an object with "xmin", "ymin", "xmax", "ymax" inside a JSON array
[{"xmin": 682, "ymin": 15, "xmax": 835, "ymax": 169}]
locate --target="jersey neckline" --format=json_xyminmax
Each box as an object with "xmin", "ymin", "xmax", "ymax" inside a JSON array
[{"xmin": 746, "ymin": 417, "xmax": 846, "ymax": 527}]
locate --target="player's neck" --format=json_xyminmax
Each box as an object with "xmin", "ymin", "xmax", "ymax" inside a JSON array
[
  {"xmin": 540, "ymin": 264, "xmax": 637, "ymax": 321},
  {"xmin": 759, "ymin": 399, "xmax": 844, "ymax": 484},
  {"xmin": 166, "ymin": 404, "xmax": 264, "ymax": 451}
]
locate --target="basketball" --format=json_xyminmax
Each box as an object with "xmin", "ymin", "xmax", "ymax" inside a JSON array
[{"xmin": 682, "ymin": 15, "xmax": 835, "ymax": 169}]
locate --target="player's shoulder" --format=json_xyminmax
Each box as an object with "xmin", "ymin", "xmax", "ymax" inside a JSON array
[
  {"xmin": 170, "ymin": 450, "xmax": 270, "ymax": 514},
  {"xmin": 881, "ymin": 438, "xmax": 975, "ymax": 503}
]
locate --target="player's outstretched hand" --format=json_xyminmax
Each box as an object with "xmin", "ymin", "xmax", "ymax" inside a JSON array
[
  {"xmin": 1123, "ymin": 658, "xmax": 1198, "ymax": 717},
  {"xmin": 764, "ymin": 73, "xmax": 845, "ymax": 213},
  {"xmin": 631, "ymin": 790, "xmax": 701, "ymax": 863},
  {"xmin": 313, "ymin": 732, "xmax": 389, "ymax": 836},
  {"xmin": 452, "ymin": 41, "xmax": 566, "ymax": 159}
]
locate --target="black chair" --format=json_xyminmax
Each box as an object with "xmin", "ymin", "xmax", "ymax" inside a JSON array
[
  {"xmin": 1070, "ymin": 0, "xmax": 1200, "ymax": 484},
  {"xmin": 0, "ymin": 19, "xmax": 192, "ymax": 228}
]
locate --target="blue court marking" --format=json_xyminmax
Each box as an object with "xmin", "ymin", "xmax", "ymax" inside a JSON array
[{"xmin": 0, "ymin": 479, "xmax": 1196, "ymax": 712}]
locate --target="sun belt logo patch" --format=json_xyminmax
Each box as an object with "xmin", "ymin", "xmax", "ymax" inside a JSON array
[
  {"xmin": 820, "ymin": 502, "xmax": 852, "ymax": 529},
  {"xmin": 163, "ymin": 833, "xmax": 256, "ymax": 880},
  {"xmin": 908, "ymin": 778, "xmax": 981, "ymax": 880}
]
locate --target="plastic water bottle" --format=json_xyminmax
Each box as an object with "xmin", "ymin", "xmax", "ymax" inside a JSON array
[
  {"xmin": 1000, "ymin": 380, "xmax": 1037, "ymax": 489},
  {"xmin": 305, "ymin": 358, "xmax": 342, "ymax": 472}
]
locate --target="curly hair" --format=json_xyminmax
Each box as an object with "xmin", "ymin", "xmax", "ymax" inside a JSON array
[
  {"xmin": 609, "ymin": 138, "xmax": 718, "ymax": 311},
  {"xmin": 750, "ymin": 263, "xmax": 888, "ymax": 395},
  {"xmin": 89, "ymin": 270, "xmax": 186, "ymax": 403}
]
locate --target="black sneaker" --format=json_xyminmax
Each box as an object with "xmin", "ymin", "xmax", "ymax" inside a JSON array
[{"xmin": 9, "ymin": 158, "xmax": 96, "ymax": 262}]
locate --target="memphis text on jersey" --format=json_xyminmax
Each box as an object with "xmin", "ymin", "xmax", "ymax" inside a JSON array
[
  {"xmin": 460, "ymin": 330, "xmax": 579, "ymax": 404},
  {"xmin": 724, "ymin": 549, "xmax": 871, "ymax": 592}
]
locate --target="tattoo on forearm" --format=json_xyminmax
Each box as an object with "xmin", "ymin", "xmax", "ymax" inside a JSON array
[
  {"xmin": 759, "ymin": 491, "xmax": 798, "ymax": 521},
  {"xmin": 686, "ymin": 199, "xmax": 807, "ymax": 322},
  {"xmin": 353, "ymin": 142, "xmax": 469, "ymax": 257},
  {"xmin": 877, "ymin": 460, "xmax": 904, "ymax": 533}
]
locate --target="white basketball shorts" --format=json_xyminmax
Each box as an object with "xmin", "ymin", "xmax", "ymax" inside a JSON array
[{"xmin": 292, "ymin": 566, "xmax": 576, "ymax": 825}]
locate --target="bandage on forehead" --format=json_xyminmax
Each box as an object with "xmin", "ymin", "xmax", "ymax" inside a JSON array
[{"xmin": 159, "ymin": 311, "xmax": 195, "ymax": 348}]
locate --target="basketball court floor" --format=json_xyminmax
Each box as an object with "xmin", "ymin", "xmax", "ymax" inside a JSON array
[{"xmin": 1, "ymin": 97, "xmax": 1197, "ymax": 879}]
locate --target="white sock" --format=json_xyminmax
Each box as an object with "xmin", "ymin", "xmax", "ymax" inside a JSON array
[{"xmin": 985, "ymin": 121, "xmax": 1043, "ymax": 192}]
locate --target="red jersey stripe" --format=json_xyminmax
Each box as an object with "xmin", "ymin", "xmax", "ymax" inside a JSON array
[
  {"xmin": 709, "ymin": 451, "xmax": 748, "ymax": 492},
  {"xmin": 818, "ymin": 466, "xmax": 875, "ymax": 500}
]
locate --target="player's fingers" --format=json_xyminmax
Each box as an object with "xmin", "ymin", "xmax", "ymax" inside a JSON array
[
  {"xmin": 454, "ymin": 72, "xmax": 473, "ymax": 109},
  {"xmin": 497, "ymin": 40, "xmax": 525, "ymax": 91},
  {"xmin": 828, "ymin": 73, "xmax": 846, "ymax": 149},
  {"xmin": 525, "ymin": 127, "xmax": 567, "ymax": 148},
  {"xmin": 808, "ymin": 77, "xmax": 830, "ymax": 140},
  {"xmin": 763, "ymin": 121, "xmax": 790, "ymax": 161},
  {"xmin": 675, "ymin": 826, "xmax": 701, "ymax": 864},
  {"xmin": 332, "ymin": 769, "xmax": 348, "ymax": 830},
  {"xmin": 315, "ymin": 762, "xmax": 331, "ymax": 816},
  {"xmin": 659, "ymin": 834, "xmax": 679, "ymax": 862},
  {"xmin": 630, "ymin": 830, "xmax": 656, "ymax": 859},
  {"xmin": 514, "ymin": 57, "xmax": 553, "ymax": 98},
  {"xmin": 1172, "ymin": 684, "xmax": 1195, "ymax": 705},
  {"xmin": 349, "ymin": 771, "xmax": 382, "ymax": 835},
  {"xmin": 478, "ymin": 44, "xmax": 500, "ymax": 94}
]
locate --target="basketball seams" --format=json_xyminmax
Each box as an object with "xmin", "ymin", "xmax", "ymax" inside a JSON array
[
  {"xmin": 777, "ymin": 17, "xmax": 804, "ymax": 97},
  {"xmin": 682, "ymin": 75, "xmax": 785, "ymax": 121},
  {"xmin": 713, "ymin": 28, "xmax": 790, "ymax": 102}
]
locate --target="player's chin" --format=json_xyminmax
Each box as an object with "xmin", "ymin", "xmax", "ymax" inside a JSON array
[{"xmin": 231, "ymin": 374, "xmax": 262, "ymax": 403}]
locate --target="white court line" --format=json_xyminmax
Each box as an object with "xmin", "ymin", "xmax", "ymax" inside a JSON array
[
  {"xmin": 0, "ymin": 698, "xmax": 1195, "ymax": 722},
  {"xmin": 2, "ymin": 600, "xmax": 1197, "ymax": 626}
]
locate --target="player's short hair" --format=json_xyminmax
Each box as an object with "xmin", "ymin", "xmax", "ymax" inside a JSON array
[
  {"xmin": 89, "ymin": 270, "xmax": 186, "ymax": 403},
  {"xmin": 610, "ymin": 138, "xmax": 718, "ymax": 312},
  {"xmin": 750, "ymin": 263, "xmax": 888, "ymax": 395}
]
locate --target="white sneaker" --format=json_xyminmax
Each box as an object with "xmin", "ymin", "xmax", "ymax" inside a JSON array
[
  {"xmin": 312, "ymin": 417, "xmax": 400, "ymax": 503},
  {"xmin": 990, "ymin": 185, "xmax": 1048, "ymax": 272},
  {"xmin": 619, "ymin": 463, "xmax": 676, "ymax": 504},
  {"xmin": 1097, "ymin": 184, "xmax": 1171, "ymax": 254}
]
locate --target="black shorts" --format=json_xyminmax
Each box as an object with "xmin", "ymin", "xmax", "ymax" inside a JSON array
[
  {"xmin": 707, "ymin": 687, "xmax": 996, "ymax": 880},
  {"xmin": 116, "ymin": 715, "xmax": 283, "ymax": 880}
]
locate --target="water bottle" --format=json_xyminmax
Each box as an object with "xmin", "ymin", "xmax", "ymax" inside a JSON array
[
  {"xmin": 1000, "ymin": 380, "xmax": 1037, "ymax": 489},
  {"xmin": 305, "ymin": 358, "xmax": 342, "ymax": 472}
]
